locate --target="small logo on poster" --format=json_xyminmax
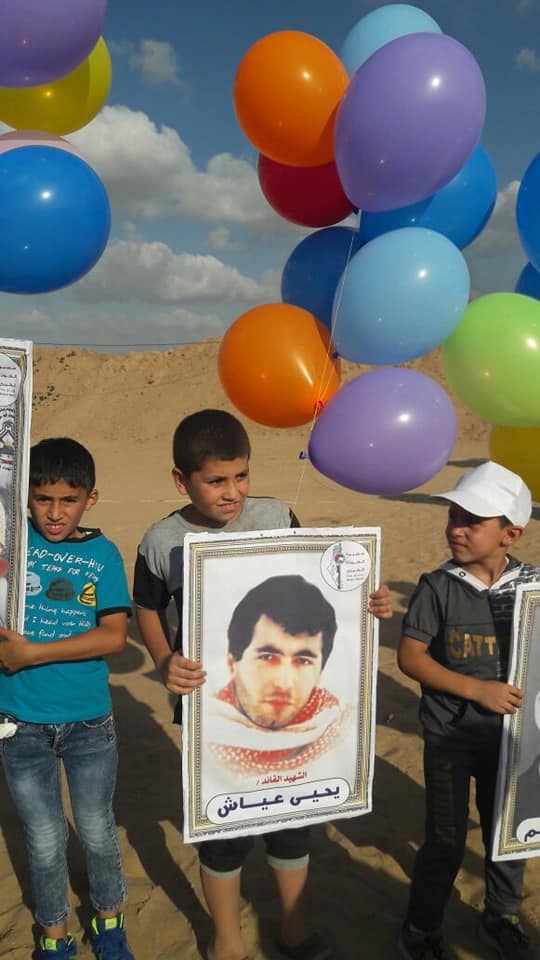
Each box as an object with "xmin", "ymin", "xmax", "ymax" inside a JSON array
[
  {"xmin": 516, "ymin": 818, "xmax": 540, "ymax": 844},
  {"xmin": 321, "ymin": 540, "xmax": 371, "ymax": 591}
]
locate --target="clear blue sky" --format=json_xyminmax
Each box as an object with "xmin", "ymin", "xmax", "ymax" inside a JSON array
[{"xmin": 0, "ymin": 0, "xmax": 539, "ymax": 349}]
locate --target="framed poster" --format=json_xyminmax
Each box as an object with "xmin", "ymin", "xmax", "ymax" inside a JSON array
[
  {"xmin": 182, "ymin": 526, "xmax": 380, "ymax": 843},
  {"xmin": 0, "ymin": 341, "xmax": 32, "ymax": 633},
  {"xmin": 493, "ymin": 582, "xmax": 540, "ymax": 860}
]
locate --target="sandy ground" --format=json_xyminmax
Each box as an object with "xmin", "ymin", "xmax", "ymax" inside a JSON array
[{"xmin": 1, "ymin": 343, "xmax": 539, "ymax": 959}]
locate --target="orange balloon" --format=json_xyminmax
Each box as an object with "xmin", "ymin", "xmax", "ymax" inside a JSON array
[
  {"xmin": 234, "ymin": 31, "xmax": 349, "ymax": 168},
  {"xmin": 218, "ymin": 304, "xmax": 341, "ymax": 428}
]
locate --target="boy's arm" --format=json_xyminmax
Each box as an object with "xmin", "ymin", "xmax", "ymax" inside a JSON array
[
  {"xmin": 135, "ymin": 605, "xmax": 206, "ymax": 695},
  {"xmin": 398, "ymin": 634, "xmax": 524, "ymax": 715},
  {"xmin": 0, "ymin": 611, "xmax": 128, "ymax": 673}
]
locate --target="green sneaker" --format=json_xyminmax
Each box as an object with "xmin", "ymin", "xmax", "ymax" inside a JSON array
[
  {"xmin": 399, "ymin": 924, "xmax": 453, "ymax": 960},
  {"xmin": 481, "ymin": 912, "xmax": 539, "ymax": 960},
  {"xmin": 38, "ymin": 935, "xmax": 77, "ymax": 960}
]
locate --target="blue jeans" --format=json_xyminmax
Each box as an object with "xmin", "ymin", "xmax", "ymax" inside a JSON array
[{"xmin": 0, "ymin": 712, "xmax": 127, "ymax": 927}]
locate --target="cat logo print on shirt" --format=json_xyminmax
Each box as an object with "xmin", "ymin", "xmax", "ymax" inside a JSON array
[{"xmin": 78, "ymin": 582, "xmax": 96, "ymax": 606}]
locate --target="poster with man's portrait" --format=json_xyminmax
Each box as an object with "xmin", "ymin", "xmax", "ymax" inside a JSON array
[
  {"xmin": 0, "ymin": 341, "xmax": 32, "ymax": 632},
  {"xmin": 182, "ymin": 526, "xmax": 380, "ymax": 843},
  {"xmin": 493, "ymin": 583, "xmax": 540, "ymax": 860}
]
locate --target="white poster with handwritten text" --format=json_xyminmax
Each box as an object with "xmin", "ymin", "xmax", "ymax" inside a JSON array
[{"xmin": 182, "ymin": 527, "xmax": 380, "ymax": 842}]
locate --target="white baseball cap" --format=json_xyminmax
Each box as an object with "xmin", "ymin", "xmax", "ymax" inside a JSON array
[{"xmin": 437, "ymin": 460, "xmax": 532, "ymax": 527}]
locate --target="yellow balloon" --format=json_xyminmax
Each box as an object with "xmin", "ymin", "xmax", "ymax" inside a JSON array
[
  {"xmin": 0, "ymin": 38, "xmax": 111, "ymax": 135},
  {"xmin": 490, "ymin": 425, "xmax": 540, "ymax": 502}
]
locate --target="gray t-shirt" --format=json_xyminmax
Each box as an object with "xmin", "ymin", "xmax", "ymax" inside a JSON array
[
  {"xmin": 403, "ymin": 556, "xmax": 540, "ymax": 743},
  {"xmin": 133, "ymin": 496, "xmax": 297, "ymax": 719}
]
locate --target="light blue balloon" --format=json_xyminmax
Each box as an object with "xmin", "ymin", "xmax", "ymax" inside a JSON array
[
  {"xmin": 334, "ymin": 227, "xmax": 470, "ymax": 364},
  {"xmin": 340, "ymin": 3, "xmax": 442, "ymax": 77},
  {"xmin": 359, "ymin": 145, "xmax": 497, "ymax": 250}
]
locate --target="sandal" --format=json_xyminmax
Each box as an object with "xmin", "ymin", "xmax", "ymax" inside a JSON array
[{"xmin": 277, "ymin": 932, "xmax": 334, "ymax": 960}]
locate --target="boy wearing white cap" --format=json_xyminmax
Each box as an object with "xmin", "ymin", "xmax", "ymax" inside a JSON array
[{"xmin": 398, "ymin": 461, "xmax": 539, "ymax": 960}]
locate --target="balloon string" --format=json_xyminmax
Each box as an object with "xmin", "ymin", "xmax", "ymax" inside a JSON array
[{"xmin": 290, "ymin": 211, "xmax": 361, "ymax": 518}]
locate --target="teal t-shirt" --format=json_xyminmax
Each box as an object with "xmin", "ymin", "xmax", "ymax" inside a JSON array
[{"xmin": 0, "ymin": 519, "xmax": 131, "ymax": 723}]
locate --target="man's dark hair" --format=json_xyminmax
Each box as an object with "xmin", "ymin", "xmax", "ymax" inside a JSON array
[
  {"xmin": 173, "ymin": 409, "xmax": 250, "ymax": 475},
  {"xmin": 29, "ymin": 438, "xmax": 96, "ymax": 491},
  {"xmin": 228, "ymin": 575, "xmax": 338, "ymax": 668}
]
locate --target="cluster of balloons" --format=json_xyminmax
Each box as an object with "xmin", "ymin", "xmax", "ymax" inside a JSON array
[
  {"xmin": 0, "ymin": 0, "xmax": 111, "ymax": 294},
  {"xmin": 220, "ymin": 4, "xmax": 499, "ymax": 496}
]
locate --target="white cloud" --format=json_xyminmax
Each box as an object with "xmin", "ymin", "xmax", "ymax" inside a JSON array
[
  {"xmin": 73, "ymin": 238, "xmax": 271, "ymax": 304},
  {"xmin": 207, "ymin": 227, "xmax": 243, "ymax": 251},
  {"xmin": 110, "ymin": 39, "xmax": 183, "ymax": 88},
  {"xmin": 515, "ymin": 47, "xmax": 540, "ymax": 71},
  {"xmin": 466, "ymin": 181, "xmax": 520, "ymax": 257},
  {"xmin": 68, "ymin": 105, "xmax": 273, "ymax": 225},
  {"xmin": 0, "ymin": 105, "xmax": 309, "ymax": 237},
  {"xmin": 464, "ymin": 181, "xmax": 525, "ymax": 294},
  {"xmin": 259, "ymin": 269, "xmax": 281, "ymax": 301}
]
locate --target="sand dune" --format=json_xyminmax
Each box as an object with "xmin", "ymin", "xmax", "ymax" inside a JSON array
[{"xmin": 1, "ymin": 343, "xmax": 538, "ymax": 959}]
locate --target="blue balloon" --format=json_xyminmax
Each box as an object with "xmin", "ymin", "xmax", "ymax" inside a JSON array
[
  {"xmin": 516, "ymin": 263, "xmax": 540, "ymax": 300},
  {"xmin": 0, "ymin": 146, "xmax": 110, "ymax": 294},
  {"xmin": 517, "ymin": 154, "xmax": 540, "ymax": 273},
  {"xmin": 281, "ymin": 226, "xmax": 361, "ymax": 332},
  {"xmin": 334, "ymin": 227, "xmax": 470, "ymax": 364},
  {"xmin": 340, "ymin": 3, "xmax": 441, "ymax": 77},
  {"xmin": 359, "ymin": 145, "xmax": 497, "ymax": 249}
]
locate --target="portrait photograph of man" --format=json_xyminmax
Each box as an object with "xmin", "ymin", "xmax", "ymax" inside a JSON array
[
  {"xmin": 493, "ymin": 584, "xmax": 540, "ymax": 860},
  {"xmin": 0, "ymin": 344, "xmax": 32, "ymax": 632},
  {"xmin": 205, "ymin": 574, "xmax": 353, "ymax": 778},
  {"xmin": 511, "ymin": 594, "xmax": 540, "ymax": 847},
  {"xmin": 182, "ymin": 528, "xmax": 380, "ymax": 842}
]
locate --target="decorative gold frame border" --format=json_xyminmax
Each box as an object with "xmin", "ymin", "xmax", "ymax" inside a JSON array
[
  {"xmin": 496, "ymin": 587, "xmax": 540, "ymax": 858},
  {"xmin": 183, "ymin": 529, "xmax": 379, "ymax": 841}
]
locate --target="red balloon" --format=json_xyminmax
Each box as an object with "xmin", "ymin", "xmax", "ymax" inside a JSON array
[{"xmin": 258, "ymin": 154, "xmax": 353, "ymax": 227}]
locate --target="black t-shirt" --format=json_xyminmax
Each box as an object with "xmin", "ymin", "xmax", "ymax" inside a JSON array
[{"xmin": 403, "ymin": 557, "xmax": 540, "ymax": 743}]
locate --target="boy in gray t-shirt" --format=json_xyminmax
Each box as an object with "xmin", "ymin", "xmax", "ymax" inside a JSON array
[
  {"xmin": 398, "ymin": 461, "xmax": 540, "ymax": 960},
  {"xmin": 134, "ymin": 408, "xmax": 391, "ymax": 960}
]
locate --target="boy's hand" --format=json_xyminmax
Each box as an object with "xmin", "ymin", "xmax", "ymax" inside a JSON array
[
  {"xmin": 159, "ymin": 651, "xmax": 206, "ymax": 696},
  {"xmin": 0, "ymin": 630, "xmax": 34, "ymax": 672},
  {"xmin": 474, "ymin": 680, "xmax": 524, "ymax": 715},
  {"xmin": 368, "ymin": 583, "xmax": 393, "ymax": 620}
]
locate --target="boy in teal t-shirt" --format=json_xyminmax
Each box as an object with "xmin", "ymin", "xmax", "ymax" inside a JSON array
[{"xmin": 0, "ymin": 438, "xmax": 134, "ymax": 960}]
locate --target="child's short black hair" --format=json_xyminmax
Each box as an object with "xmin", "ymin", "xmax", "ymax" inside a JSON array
[
  {"xmin": 29, "ymin": 438, "xmax": 96, "ymax": 492},
  {"xmin": 173, "ymin": 409, "xmax": 250, "ymax": 476}
]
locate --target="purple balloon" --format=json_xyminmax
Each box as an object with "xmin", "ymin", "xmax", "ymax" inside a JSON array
[
  {"xmin": 308, "ymin": 368, "xmax": 457, "ymax": 494},
  {"xmin": 0, "ymin": 0, "xmax": 107, "ymax": 88},
  {"xmin": 334, "ymin": 33, "xmax": 486, "ymax": 213}
]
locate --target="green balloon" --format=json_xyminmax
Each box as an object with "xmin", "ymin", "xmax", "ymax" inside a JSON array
[{"xmin": 443, "ymin": 292, "xmax": 540, "ymax": 426}]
